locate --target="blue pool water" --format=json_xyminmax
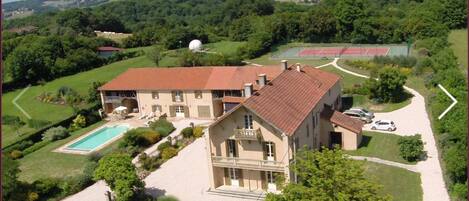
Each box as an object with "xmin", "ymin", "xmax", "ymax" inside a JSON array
[{"xmin": 67, "ymin": 125, "xmax": 129, "ymax": 151}]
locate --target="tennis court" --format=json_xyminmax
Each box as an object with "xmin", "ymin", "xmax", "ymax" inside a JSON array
[{"xmin": 272, "ymin": 44, "xmax": 409, "ymax": 59}]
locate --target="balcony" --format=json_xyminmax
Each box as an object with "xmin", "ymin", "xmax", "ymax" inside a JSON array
[
  {"xmin": 234, "ymin": 128, "xmax": 261, "ymax": 141},
  {"xmin": 212, "ymin": 156, "xmax": 284, "ymax": 171},
  {"xmin": 104, "ymin": 95, "xmax": 136, "ymax": 103}
]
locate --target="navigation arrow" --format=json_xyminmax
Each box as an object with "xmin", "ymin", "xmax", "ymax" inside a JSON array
[
  {"xmin": 437, "ymin": 84, "xmax": 458, "ymax": 120},
  {"xmin": 12, "ymin": 84, "xmax": 32, "ymax": 119}
]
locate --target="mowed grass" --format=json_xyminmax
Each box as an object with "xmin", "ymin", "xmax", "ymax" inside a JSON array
[
  {"xmin": 363, "ymin": 161, "xmax": 422, "ymax": 201},
  {"xmin": 346, "ymin": 131, "xmax": 413, "ymax": 164},
  {"xmin": 321, "ymin": 65, "xmax": 367, "ymax": 87},
  {"xmin": 448, "ymin": 29, "xmax": 467, "ymax": 73},
  {"xmin": 17, "ymin": 121, "xmax": 123, "ymax": 182},
  {"xmin": 348, "ymin": 94, "xmax": 412, "ymax": 113},
  {"xmin": 248, "ymin": 53, "xmax": 332, "ymax": 66}
]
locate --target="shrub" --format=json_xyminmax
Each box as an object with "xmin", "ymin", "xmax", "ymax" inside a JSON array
[
  {"xmin": 158, "ymin": 195, "xmax": 179, "ymax": 201},
  {"xmin": 398, "ymin": 134, "xmax": 425, "ymax": 162},
  {"xmin": 10, "ymin": 140, "xmax": 34, "ymax": 151},
  {"xmin": 161, "ymin": 147, "xmax": 178, "ymax": 160},
  {"xmin": 181, "ymin": 127, "xmax": 193, "ymax": 138},
  {"xmin": 193, "ymin": 126, "xmax": 204, "ymax": 138},
  {"xmin": 10, "ymin": 150, "xmax": 23, "ymax": 159},
  {"xmin": 2, "ymin": 115, "xmax": 23, "ymax": 125},
  {"xmin": 22, "ymin": 141, "xmax": 50, "ymax": 156},
  {"xmin": 139, "ymin": 153, "xmax": 161, "ymax": 171},
  {"xmin": 157, "ymin": 141, "xmax": 171, "ymax": 152},
  {"xmin": 27, "ymin": 192, "xmax": 39, "ymax": 201},
  {"xmin": 154, "ymin": 127, "xmax": 172, "ymax": 137},
  {"xmin": 120, "ymin": 128, "xmax": 161, "ymax": 148},
  {"xmin": 150, "ymin": 119, "xmax": 175, "ymax": 137},
  {"xmin": 33, "ymin": 178, "xmax": 61, "ymax": 198},
  {"xmin": 70, "ymin": 115, "xmax": 86, "ymax": 131},
  {"xmin": 42, "ymin": 126, "xmax": 69, "ymax": 141}
]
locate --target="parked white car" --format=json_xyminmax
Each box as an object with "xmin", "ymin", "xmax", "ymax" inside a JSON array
[{"xmin": 371, "ymin": 120, "xmax": 396, "ymax": 131}]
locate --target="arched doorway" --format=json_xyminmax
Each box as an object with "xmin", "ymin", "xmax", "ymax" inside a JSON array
[{"xmin": 121, "ymin": 98, "xmax": 138, "ymax": 113}]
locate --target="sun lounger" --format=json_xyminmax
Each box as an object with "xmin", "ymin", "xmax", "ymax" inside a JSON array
[{"xmin": 138, "ymin": 113, "xmax": 148, "ymax": 120}]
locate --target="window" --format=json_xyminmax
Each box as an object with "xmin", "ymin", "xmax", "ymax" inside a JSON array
[
  {"xmin": 266, "ymin": 171, "xmax": 275, "ymax": 183},
  {"xmin": 229, "ymin": 168, "xmax": 239, "ymax": 180},
  {"xmin": 175, "ymin": 106, "xmax": 184, "ymax": 113},
  {"xmin": 264, "ymin": 142, "xmax": 275, "ymax": 160},
  {"xmin": 152, "ymin": 91, "xmax": 159, "ymax": 99},
  {"xmin": 212, "ymin": 90, "xmax": 224, "ymax": 98},
  {"xmin": 227, "ymin": 139, "xmax": 238, "ymax": 157},
  {"xmin": 306, "ymin": 124, "xmax": 310, "ymax": 137},
  {"xmin": 152, "ymin": 105, "xmax": 162, "ymax": 112},
  {"xmin": 173, "ymin": 91, "xmax": 183, "ymax": 102},
  {"xmin": 312, "ymin": 116, "xmax": 316, "ymax": 129},
  {"xmin": 195, "ymin": 90, "xmax": 203, "ymax": 99},
  {"xmin": 244, "ymin": 114, "xmax": 253, "ymax": 129}
]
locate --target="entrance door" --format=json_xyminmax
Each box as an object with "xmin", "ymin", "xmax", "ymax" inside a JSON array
[
  {"xmin": 229, "ymin": 168, "xmax": 240, "ymax": 187},
  {"xmin": 266, "ymin": 171, "xmax": 277, "ymax": 192},
  {"xmin": 330, "ymin": 132, "xmax": 342, "ymax": 148},
  {"xmin": 175, "ymin": 106, "xmax": 185, "ymax": 117},
  {"xmin": 227, "ymin": 139, "xmax": 238, "ymax": 157},
  {"xmin": 264, "ymin": 142, "xmax": 275, "ymax": 161}
]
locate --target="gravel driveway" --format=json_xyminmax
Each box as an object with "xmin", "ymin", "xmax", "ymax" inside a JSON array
[{"xmin": 322, "ymin": 58, "xmax": 450, "ymax": 201}]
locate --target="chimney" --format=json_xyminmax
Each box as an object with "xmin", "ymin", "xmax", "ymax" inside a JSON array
[
  {"xmin": 296, "ymin": 63, "xmax": 301, "ymax": 72},
  {"xmin": 258, "ymin": 74, "xmax": 267, "ymax": 88},
  {"xmin": 281, "ymin": 60, "xmax": 288, "ymax": 71},
  {"xmin": 244, "ymin": 83, "xmax": 253, "ymax": 98}
]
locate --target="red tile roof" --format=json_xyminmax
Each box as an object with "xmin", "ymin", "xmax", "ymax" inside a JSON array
[
  {"xmin": 98, "ymin": 46, "xmax": 123, "ymax": 51},
  {"xmin": 99, "ymin": 66, "xmax": 282, "ymax": 91},
  {"xmin": 321, "ymin": 109, "xmax": 364, "ymax": 134},
  {"xmin": 242, "ymin": 66, "xmax": 340, "ymax": 136}
]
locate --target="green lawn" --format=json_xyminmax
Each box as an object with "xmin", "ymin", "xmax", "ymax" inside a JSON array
[
  {"xmin": 204, "ymin": 41, "xmax": 246, "ymax": 55},
  {"xmin": 448, "ymin": 29, "xmax": 467, "ymax": 73},
  {"xmin": 346, "ymin": 131, "xmax": 413, "ymax": 164},
  {"xmin": 248, "ymin": 53, "xmax": 332, "ymax": 66},
  {"xmin": 321, "ymin": 65, "xmax": 367, "ymax": 87},
  {"xmin": 347, "ymin": 94, "xmax": 412, "ymax": 113},
  {"xmin": 17, "ymin": 121, "xmax": 124, "ymax": 182},
  {"xmin": 363, "ymin": 161, "xmax": 422, "ymax": 201}
]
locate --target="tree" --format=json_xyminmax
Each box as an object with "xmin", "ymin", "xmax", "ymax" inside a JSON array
[
  {"xmin": 334, "ymin": 0, "xmax": 368, "ymax": 41},
  {"xmin": 367, "ymin": 67, "xmax": 407, "ymax": 103},
  {"xmin": 147, "ymin": 45, "xmax": 166, "ymax": 66},
  {"xmin": 2, "ymin": 156, "xmax": 22, "ymax": 201},
  {"xmin": 87, "ymin": 81, "xmax": 105, "ymax": 104},
  {"xmin": 6, "ymin": 45, "xmax": 51, "ymax": 83},
  {"xmin": 398, "ymin": 134, "xmax": 425, "ymax": 161},
  {"xmin": 266, "ymin": 148, "xmax": 390, "ymax": 201},
  {"xmin": 94, "ymin": 154, "xmax": 144, "ymax": 201}
]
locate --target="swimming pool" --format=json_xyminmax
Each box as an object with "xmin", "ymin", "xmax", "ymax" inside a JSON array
[{"xmin": 66, "ymin": 125, "xmax": 129, "ymax": 152}]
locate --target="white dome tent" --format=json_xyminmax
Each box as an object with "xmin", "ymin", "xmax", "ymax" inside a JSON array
[{"xmin": 188, "ymin": 39, "xmax": 203, "ymax": 52}]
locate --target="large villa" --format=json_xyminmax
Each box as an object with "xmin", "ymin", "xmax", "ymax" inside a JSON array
[{"xmin": 98, "ymin": 61, "xmax": 364, "ymax": 196}]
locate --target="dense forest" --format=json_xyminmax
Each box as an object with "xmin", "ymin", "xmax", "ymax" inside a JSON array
[{"xmin": 2, "ymin": 0, "xmax": 468, "ymax": 200}]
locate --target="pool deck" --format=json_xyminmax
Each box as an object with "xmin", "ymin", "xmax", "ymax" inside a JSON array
[
  {"xmin": 54, "ymin": 123, "xmax": 132, "ymax": 155},
  {"xmin": 55, "ymin": 113, "xmax": 214, "ymax": 155}
]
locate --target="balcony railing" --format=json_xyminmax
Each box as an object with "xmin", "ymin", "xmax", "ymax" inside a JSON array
[
  {"xmin": 211, "ymin": 156, "xmax": 284, "ymax": 171},
  {"xmin": 234, "ymin": 128, "xmax": 261, "ymax": 140}
]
